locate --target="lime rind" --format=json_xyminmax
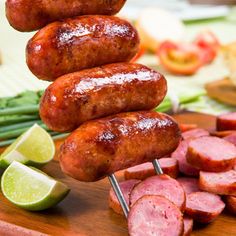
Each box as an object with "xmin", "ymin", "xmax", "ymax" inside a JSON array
[
  {"xmin": 1, "ymin": 161, "xmax": 70, "ymax": 211},
  {"xmin": 0, "ymin": 124, "xmax": 55, "ymax": 168}
]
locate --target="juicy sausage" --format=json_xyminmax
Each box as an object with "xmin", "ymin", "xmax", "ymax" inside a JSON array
[
  {"xmin": 59, "ymin": 111, "xmax": 181, "ymax": 182},
  {"xmin": 130, "ymin": 175, "xmax": 186, "ymax": 211},
  {"xmin": 185, "ymin": 192, "xmax": 225, "ymax": 223},
  {"xmin": 26, "ymin": 16, "xmax": 139, "ymax": 81},
  {"xmin": 128, "ymin": 195, "xmax": 184, "ymax": 236},
  {"xmin": 6, "ymin": 0, "xmax": 126, "ymax": 32},
  {"xmin": 40, "ymin": 63, "xmax": 167, "ymax": 132},
  {"xmin": 124, "ymin": 158, "xmax": 179, "ymax": 180},
  {"xmin": 217, "ymin": 112, "xmax": 236, "ymax": 131},
  {"xmin": 186, "ymin": 136, "xmax": 236, "ymax": 172}
]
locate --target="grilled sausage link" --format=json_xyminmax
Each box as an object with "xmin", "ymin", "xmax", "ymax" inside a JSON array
[
  {"xmin": 6, "ymin": 0, "xmax": 126, "ymax": 32},
  {"xmin": 40, "ymin": 63, "xmax": 167, "ymax": 132},
  {"xmin": 59, "ymin": 111, "xmax": 181, "ymax": 182},
  {"xmin": 26, "ymin": 15, "xmax": 139, "ymax": 81}
]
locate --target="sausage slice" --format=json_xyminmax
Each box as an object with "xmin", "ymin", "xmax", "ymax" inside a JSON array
[
  {"xmin": 124, "ymin": 158, "xmax": 178, "ymax": 180},
  {"xmin": 130, "ymin": 174, "xmax": 186, "ymax": 211},
  {"xmin": 128, "ymin": 195, "xmax": 184, "ymax": 236},
  {"xmin": 185, "ymin": 192, "xmax": 225, "ymax": 223},
  {"xmin": 109, "ymin": 179, "xmax": 140, "ymax": 215},
  {"xmin": 217, "ymin": 112, "xmax": 236, "ymax": 131},
  {"xmin": 171, "ymin": 140, "xmax": 199, "ymax": 176},
  {"xmin": 182, "ymin": 128, "xmax": 209, "ymax": 140},
  {"xmin": 183, "ymin": 216, "xmax": 193, "ymax": 236},
  {"xmin": 178, "ymin": 177, "xmax": 200, "ymax": 195},
  {"xmin": 225, "ymin": 195, "xmax": 236, "ymax": 215},
  {"xmin": 199, "ymin": 170, "xmax": 236, "ymax": 195},
  {"xmin": 187, "ymin": 136, "xmax": 236, "ymax": 172}
]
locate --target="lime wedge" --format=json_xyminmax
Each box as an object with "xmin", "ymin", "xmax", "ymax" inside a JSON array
[
  {"xmin": 0, "ymin": 124, "xmax": 55, "ymax": 168},
  {"xmin": 1, "ymin": 161, "xmax": 70, "ymax": 211}
]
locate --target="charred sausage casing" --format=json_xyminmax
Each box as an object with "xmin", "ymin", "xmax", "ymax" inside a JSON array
[
  {"xmin": 59, "ymin": 111, "xmax": 181, "ymax": 182},
  {"xmin": 6, "ymin": 0, "xmax": 126, "ymax": 32},
  {"xmin": 26, "ymin": 16, "xmax": 139, "ymax": 81},
  {"xmin": 39, "ymin": 63, "xmax": 167, "ymax": 132}
]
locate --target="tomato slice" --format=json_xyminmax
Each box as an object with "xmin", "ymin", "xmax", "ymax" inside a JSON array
[
  {"xmin": 157, "ymin": 41, "xmax": 202, "ymax": 75},
  {"xmin": 194, "ymin": 31, "xmax": 220, "ymax": 64},
  {"xmin": 130, "ymin": 46, "xmax": 146, "ymax": 63}
]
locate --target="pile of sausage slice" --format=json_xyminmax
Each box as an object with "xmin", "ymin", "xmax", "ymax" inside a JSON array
[{"xmin": 109, "ymin": 112, "xmax": 236, "ymax": 236}]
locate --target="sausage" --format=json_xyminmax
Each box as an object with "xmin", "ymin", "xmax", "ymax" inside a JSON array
[
  {"xmin": 59, "ymin": 111, "xmax": 181, "ymax": 182},
  {"xmin": 130, "ymin": 175, "xmax": 186, "ymax": 211},
  {"xmin": 6, "ymin": 0, "xmax": 126, "ymax": 32},
  {"xmin": 178, "ymin": 177, "xmax": 200, "ymax": 195},
  {"xmin": 124, "ymin": 158, "xmax": 179, "ymax": 180},
  {"xmin": 108, "ymin": 179, "xmax": 140, "ymax": 215},
  {"xmin": 40, "ymin": 63, "xmax": 167, "ymax": 132},
  {"xmin": 183, "ymin": 216, "xmax": 193, "ymax": 236},
  {"xmin": 128, "ymin": 195, "xmax": 184, "ymax": 236},
  {"xmin": 171, "ymin": 140, "xmax": 199, "ymax": 177},
  {"xmin": 182, "ymin": 128, "xmax": 209, "ymax": 140},
  {"xmin": 217, "ymin": 112, "xmax": 236, "ymax": 131},
  {"xmin": 186, "ymin": 136, "xmax": 236, "ymax": 172},
  {"xmin": 225, "ymin": 195, "xmax": 236, "ymax": 215},
  {"xmin": 26, "ymin": 16, "xmax": 139, "ymax": 81},
  {"xmin": 185, "ymin": 192, "xmax": 225, "ymax": 223},
  {"xmin": 224, "ymin": 133, "xmax": 236, "ymax": 146},
  {"xmin": 199, "ymin": 170, "xmax": 236, "ymax": 195}
]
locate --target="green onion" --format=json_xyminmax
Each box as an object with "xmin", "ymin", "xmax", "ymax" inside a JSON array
[
  {"xmin": 0, "ymin": 115, "xmax": 40, "ymax": 126},
  {"xmin": 0, "ymin": 105, "xmax": 39, "ymax": 116}
]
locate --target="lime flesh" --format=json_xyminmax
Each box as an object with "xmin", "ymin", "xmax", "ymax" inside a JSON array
[
  {"xmin": 1, "ymin": 161, "xmax": 70, "ymax": 211},
  {"xmin": 0, "ymin": 124, "xmax": 55, "ymax": 168}
]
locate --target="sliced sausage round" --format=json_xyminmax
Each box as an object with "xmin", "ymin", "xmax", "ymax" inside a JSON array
[
  {"xmin": 199, "ymin": 170, "xmax": 236, "ymax": 195},
  {"xmin": 225, "ymin": 195, "xmax": 236, "ymax": 215},
  {"xmin": 178, "ymin": 177, "xmax": 200, "ymax": 195},
  {"xmin": 60, "ymin": 111, "xmax": 181, "ymax": 182},
  {"xmin": 130, "ymin": 174, "xmax": 186, "ymax": 211},
  {"xmin": 109, "ymin": 179, "xmax": 140, "ymax": 215},
  {"xmin": 26, "ymin": 16, "xmax": 139, "ymax": 81},
  {"xmin": 185, "ymin": 192, "xmax": 225, "ymax": 223},
  {"xmin": 224, "ymin": 134, "xmax": 236, "ymax": 146},
  {"xmin": 217, "ymin": 112, "xmax": 236, "ymax": 131},
  {"xmin": 128, "ymin": 195, "xmax": 184, "ymax": 236},
  {"xmin": 124, "ymin": 158, "xmax": 178, "ymax": 180},
  {"xmin": 171, "ymin": 140, "xmax": 199, "ymax": 176},
  {"xmin": 6, "ymin": 0, "xmax": 126, "ymax": 32},
  {"xmin": 183, "ymin": 216, "xmax": 193, "ymax": 236},
  {"xmin": 40, "ymin": 63, "xmax": 167, "ymax": 132},
  {"xmin": 187, "ymin": 136, "xmax": 236, "ymax": 172},
  {"xmin": 182, "ymin": 128, "xmax": 209, "ymax": 140}
]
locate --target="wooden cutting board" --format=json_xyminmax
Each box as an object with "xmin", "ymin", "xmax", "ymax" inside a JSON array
[{"xmin": 0, "ymin": 113, "xmax": 235, "ymax": 236}]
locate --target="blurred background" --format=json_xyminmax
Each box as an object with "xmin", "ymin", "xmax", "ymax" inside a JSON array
[{"xmin": 0, "ymin": 0, "xmax": 236, "ymax": 117}]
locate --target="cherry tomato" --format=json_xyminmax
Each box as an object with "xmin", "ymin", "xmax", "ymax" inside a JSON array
[
  {"xmin": 157, "ymin": 41, "xmax": 203, "ymax": 75},
  {"xmin": 130, "ymin": 46, "xmax": 146, "ymax": 63},
  {"xmin": 194, "ymin": 31, "xmax": 220, "ymax": 64}
]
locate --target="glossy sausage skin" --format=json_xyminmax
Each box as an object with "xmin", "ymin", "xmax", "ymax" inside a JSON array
[
  {"xmin": 6, "ymin": 0, "xmax": 126, "ymax": 32},
  {"xmin": 26, "ymin": 16, "xmax": 139, "ymax": 81},
  {"xmin": 59, "ymin": 111, "xmax": 181, "ymax": 182},
  {"xmin": 40, "ymin": 63, "xmax": 167, "ymax": 132}
]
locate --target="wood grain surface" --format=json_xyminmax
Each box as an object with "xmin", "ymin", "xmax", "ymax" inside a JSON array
[{"xmin": 0, "ymin": 113, "xmax": 235, "ymax": 236}]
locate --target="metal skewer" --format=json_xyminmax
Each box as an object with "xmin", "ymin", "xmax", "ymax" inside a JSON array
[
  {"xmin": 108, "ymin": 159, "xmax": 164, "ymax": 218},
  {"xmin": 108, "ymin": 173, "xmax": 129, "ymax": 218}
]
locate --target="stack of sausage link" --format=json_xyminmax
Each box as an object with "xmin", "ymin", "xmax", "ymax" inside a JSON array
[{"xmin": 6, "ymin": 1, "xmax": 183, "ymax": 235}]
